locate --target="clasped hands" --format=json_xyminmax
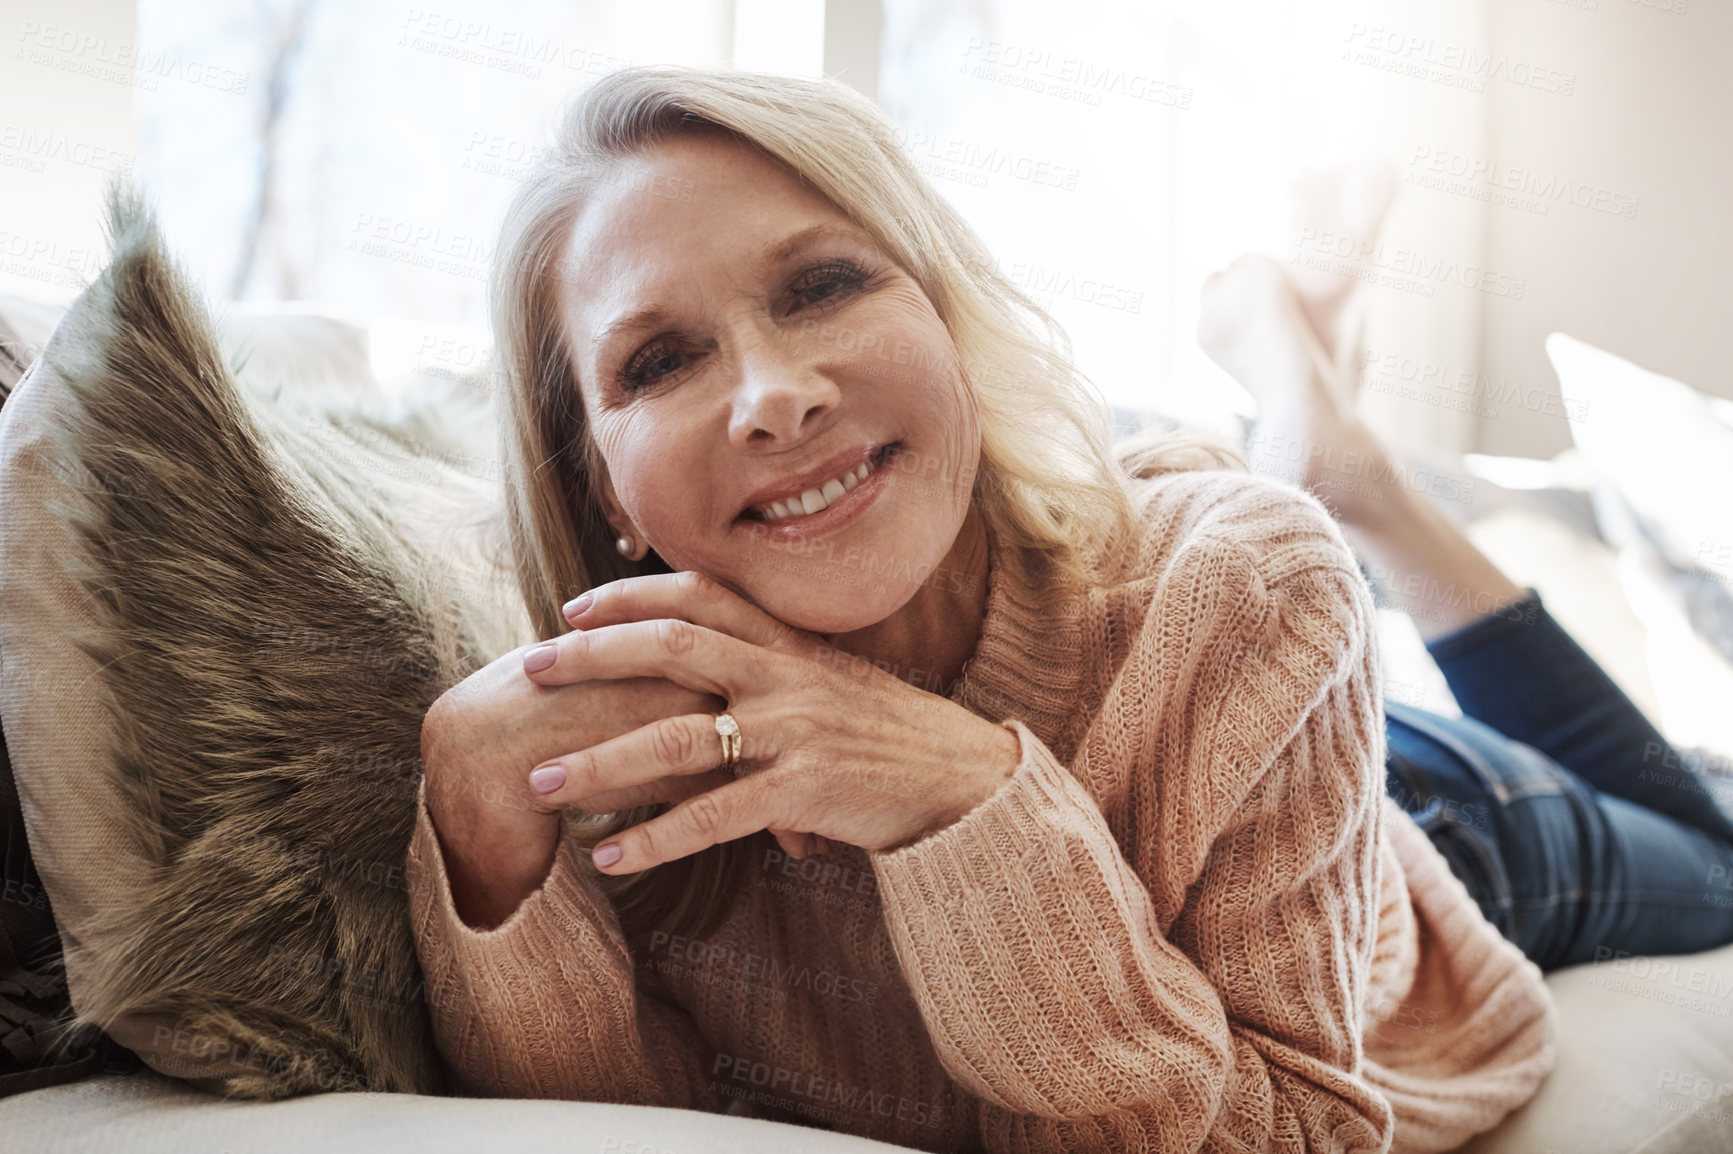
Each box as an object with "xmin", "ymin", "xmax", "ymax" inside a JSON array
[{"xmin": 519, "ymin": 570, "xmax": 1020, "ymax": 875}]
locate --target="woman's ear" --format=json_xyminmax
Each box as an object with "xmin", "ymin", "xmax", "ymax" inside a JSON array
[{"xmin": 596, "ymin": 473, "xmax": 648, "ymax": 562}]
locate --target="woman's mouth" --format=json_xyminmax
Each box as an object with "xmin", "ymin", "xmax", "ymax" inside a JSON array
[
  {"xmin": 739, "ymin": 442, "xmax": 901, "ymax": 524},
  {"xmin": 735, "ymin": 442, "xmax": 902, "ymax": 541}
]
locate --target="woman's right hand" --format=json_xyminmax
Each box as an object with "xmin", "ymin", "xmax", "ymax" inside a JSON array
[{"xmin": 420, "ymin": 642, "xmax": 725, "ymax": 929}]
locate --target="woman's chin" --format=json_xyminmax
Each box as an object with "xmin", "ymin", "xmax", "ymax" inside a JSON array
[{"xmin": 760, "ymin": 584, "xmax": 915, "ymax": 638}]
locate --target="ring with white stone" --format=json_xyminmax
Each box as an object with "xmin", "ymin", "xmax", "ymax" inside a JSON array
[{"xmin": 713, "ymin": 712, "xmax": 742, "ymax": 774}]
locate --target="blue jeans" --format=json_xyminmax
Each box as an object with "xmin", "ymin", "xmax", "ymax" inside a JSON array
[{"xmin": 1383, "ymin": 590, "xmax": 1733, "ymax": 971}]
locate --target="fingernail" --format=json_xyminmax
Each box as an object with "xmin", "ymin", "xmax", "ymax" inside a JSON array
[
  {"xmin": 805, "ymin": 833, "xmax": 821, "ymax": 857},
  {"xmin": 593, "ymin": 843, "xmax": 623, "ymax": 868},
  {"xmin": 529, "ymin": 765, "xmax": 566, "ymax": 794},
  {"xmin": 523, "ymin": 644, "xmax": 557, "ymax": 673},
  {"xmin": 563, "ymin": 592, "xmax": 593, "ymax": 619}
]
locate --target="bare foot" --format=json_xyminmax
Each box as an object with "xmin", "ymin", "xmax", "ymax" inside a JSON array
[
  {"xmin": 1283, "ymin": 160, "xmax": 1399, "ymax": 371},
  {"xmin": 1197, "ymin": 253, "xmax": 1395, "ymax": 528}
]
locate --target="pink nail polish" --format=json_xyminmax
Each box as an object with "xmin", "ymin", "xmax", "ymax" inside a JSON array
[
  {"xmin": 593, "ymin": 843, "xmax": 623, "ymax": 868},
  {"xmin": 529, "ymin": 765, "xmax": 566, "ymax": 794},
  {"xmin": 563, "ymin": 592, "xmax": 593, "ymax": 619},
  {"xmin": 523, "ymin": 644, "xmax": 557, "ymax": 673}
]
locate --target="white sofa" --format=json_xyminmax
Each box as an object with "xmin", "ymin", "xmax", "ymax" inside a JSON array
[{"xmin": 3, "ymin": 295, "xmax": 1732, "ymax": 1154}]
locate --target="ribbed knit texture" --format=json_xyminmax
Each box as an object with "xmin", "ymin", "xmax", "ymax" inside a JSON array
[{"xmin": 405, "ymin": 470, "xmax": 1556, "ymax": 1153}]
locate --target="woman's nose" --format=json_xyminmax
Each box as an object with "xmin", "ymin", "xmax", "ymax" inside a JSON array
[{"xmin": 727, "ymin": 336, "xmax": 840, "ymax": 446}]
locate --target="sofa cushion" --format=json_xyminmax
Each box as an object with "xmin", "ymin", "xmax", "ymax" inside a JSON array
[
  {"xmin": 0, "ymin": 1069, "xmax": 925, "ymax": 1153},
  {"xmin": 1462, "ymin": 941, "xmax": 1733, "ymax": 1154},
  {"xmin": 1547, "ymin": 331, "xmax": 1733, "ymax": 759},
  {"xmin": 0, "ymin": 189, "xmax": 530, "ymax": 1097}
]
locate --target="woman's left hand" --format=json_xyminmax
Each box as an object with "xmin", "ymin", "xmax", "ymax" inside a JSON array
[{"xmin": 519, "ymin": 571, "xmax": 1021, "ymax": 874}]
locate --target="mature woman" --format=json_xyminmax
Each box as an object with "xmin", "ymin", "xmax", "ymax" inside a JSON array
[{"xmin": 406, "ymin": 67, "xmax": 1733, "ymax": 1154}]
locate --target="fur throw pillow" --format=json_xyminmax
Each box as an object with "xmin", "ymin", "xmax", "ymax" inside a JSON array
[{"xmin": 26, "ymin": 187, "xmax": 529, "ymax": 1097}]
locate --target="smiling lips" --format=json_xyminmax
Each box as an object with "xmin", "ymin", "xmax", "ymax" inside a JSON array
[{"xmin": 740, "ymin": 442, "xmax": 898, "ymax": 523}]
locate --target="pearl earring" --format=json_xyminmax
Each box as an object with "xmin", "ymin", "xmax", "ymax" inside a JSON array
[{"xmin": 616, "ymin": 534, "xmax": 635, "ymax": 557}]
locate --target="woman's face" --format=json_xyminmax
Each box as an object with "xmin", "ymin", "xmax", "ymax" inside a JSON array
[{"xmin": 558, "ymin": 131, "xmax": 980, "ymax": 634}]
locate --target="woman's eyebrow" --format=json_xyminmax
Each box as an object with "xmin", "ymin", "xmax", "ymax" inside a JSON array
[
  {"xmin": 591, "ymin": 306, "xmax": 671, "ymax": 354},
  {"xmin": 763, "ymin": 223, "xmax": 858, "ymax": 265}
]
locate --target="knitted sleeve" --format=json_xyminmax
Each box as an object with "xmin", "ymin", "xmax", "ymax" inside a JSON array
[
  {"xmin": 403, "ymin": 780, "xmax": 722, "ymax": 1109},
  {"xmin": 868, "ymin": 496, "xmax": 1394, "ymax": 1153}
]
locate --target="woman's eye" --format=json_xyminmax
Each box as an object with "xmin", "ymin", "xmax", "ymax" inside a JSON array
[
  {"xmin": 790, "ymin": 260, "xmax": 870, "ymax": 310},
  {"xmin": 617, "ymin": 342, "xmax": 692, "ymax": 392}
]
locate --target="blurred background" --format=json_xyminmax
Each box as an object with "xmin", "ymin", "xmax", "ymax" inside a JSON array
[
  {"xmin": 3, "ymin": 0, "xmax": 1732, "ymax": 753},
  {"xmin": 6, "ymin": 0, "xmax": 1728, "ymax": 453}
]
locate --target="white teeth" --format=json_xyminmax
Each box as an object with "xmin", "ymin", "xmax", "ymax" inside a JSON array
[{"xmin": 753, "ymin": 453, "xmax": 882, "ymax": 522}]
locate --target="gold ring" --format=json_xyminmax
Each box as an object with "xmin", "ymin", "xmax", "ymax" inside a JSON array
[{"xmin": 713, "ymin": 712, "xmax": 742, "ymax": 773}]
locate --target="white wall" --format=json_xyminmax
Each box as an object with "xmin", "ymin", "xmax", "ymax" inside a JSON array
[
  {"xmin": 0, "ymin": 0, "xmax": 137, "ymax": 304},
  {"xmin": 1475, "ymin": 0, "xmax": 1731, "ymax": 457},
  {"xmin": 6, "ymin": 0, "xmax": 1726, "ymax": 467}
]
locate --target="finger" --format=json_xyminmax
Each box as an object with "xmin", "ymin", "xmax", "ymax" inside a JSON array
[
  {"xmin": 769, "ymin": 827, "xmax": 811, "ymax": 860},
  {"xmin": 528, "ymin": 711, "xmax": 767, "ymax": 810},
  {"xmin": 522, "ymin": 618, "xmax": 767, "ymax": 699},
  {"xmin": 563, "ymin": 570, "xmax": 812, "ymax": 651},
  {"xmin": 578, "ymin": 776, "xmax": 807, "ymax": 859},
  {"xmin": 592, "ymin": 779, "xmax": 775, "ymax": 874},
  {"xmin": 572, "ymin": 765, "xmax": 734, "ymax": 816}
]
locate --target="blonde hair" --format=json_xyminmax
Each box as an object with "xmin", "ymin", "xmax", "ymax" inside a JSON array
[{"xmin": 490, "ymin": 65, "xmax": 1228, "ymax": 944}]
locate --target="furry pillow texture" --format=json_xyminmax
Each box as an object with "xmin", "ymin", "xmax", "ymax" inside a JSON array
[{"xmin": 0, "ymin": 188, "xmax": 530, "ymax": 1098}]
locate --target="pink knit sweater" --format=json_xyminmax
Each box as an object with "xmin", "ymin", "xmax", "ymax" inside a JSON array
[{"xmin": 405, "ymin": 469, "xmax": 1556, "ymax": 1153}]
